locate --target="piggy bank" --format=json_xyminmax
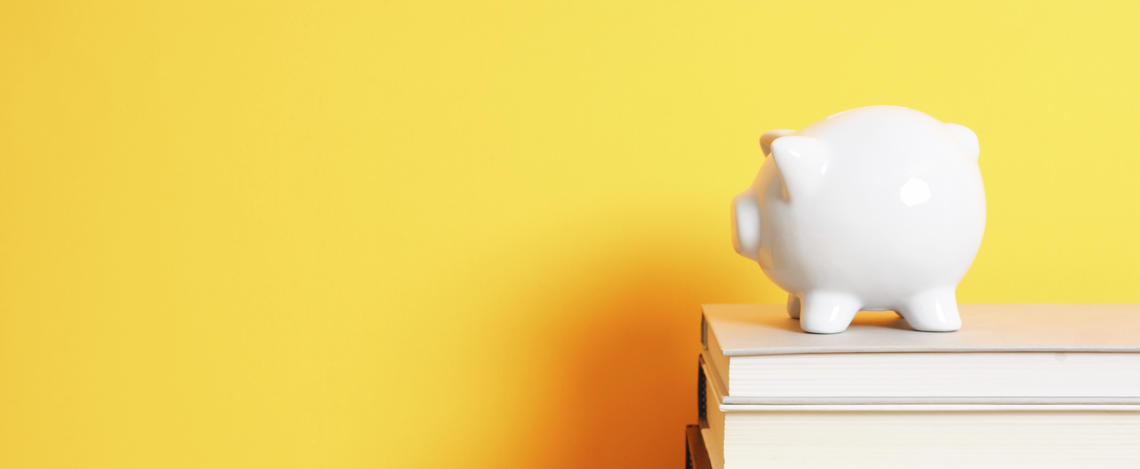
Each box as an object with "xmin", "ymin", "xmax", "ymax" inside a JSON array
[{"xmin": 732, "ymin": 106, "xmax": 985, "ymax": 333}]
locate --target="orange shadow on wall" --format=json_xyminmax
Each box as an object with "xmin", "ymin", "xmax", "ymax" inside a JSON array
[{"xmin": 519, "ymin": 236, "xmax": 780, "ymax": 469}]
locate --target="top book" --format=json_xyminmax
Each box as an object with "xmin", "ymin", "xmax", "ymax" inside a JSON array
[{"xmin": 702, "ymin": 304, "xmax": 1140, "ymax": 403}]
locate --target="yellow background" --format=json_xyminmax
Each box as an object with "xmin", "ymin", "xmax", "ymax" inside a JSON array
[{"xmin": 3, "ymin": 1, "xmax": 1139, "ymax": 467}]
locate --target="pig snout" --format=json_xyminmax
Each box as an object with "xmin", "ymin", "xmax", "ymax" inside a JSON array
[{"xmin": 732, "ymin": 193, "xmax": 761, "ymax": 261}]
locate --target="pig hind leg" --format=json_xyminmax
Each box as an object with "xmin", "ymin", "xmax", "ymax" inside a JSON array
[{"xmin": 897, "ymin": 287, "xmax": 962, "ymax": 332}]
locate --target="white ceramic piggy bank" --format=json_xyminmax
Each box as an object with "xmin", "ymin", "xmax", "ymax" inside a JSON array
[{"xmin": 732, "ymin": 106, "xmax": 985, "ymax": 333}]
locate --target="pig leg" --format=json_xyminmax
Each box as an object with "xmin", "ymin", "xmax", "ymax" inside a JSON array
[
  {"xmin": 799, "ymin": 291, "xmax": 860, "ymax": 334},
  {"xmin": 786, "ymin": 294, "xmax": 801, "ymax": 319},
  {"xmin": 898, "ymin": 287, "xmax": 961, "ymax": 332}
]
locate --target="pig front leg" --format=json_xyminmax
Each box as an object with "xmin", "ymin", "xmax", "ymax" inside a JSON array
[
  {"xmin": 786, "ymin": 294, "xmax": 801, "ymax": 319},
  {"xmin": 799, "ymin": 291, "xmax": 861, "ymax": 334},
  {"xmin": 898, "ymin": 287, "xmax": 962, "ymax": 332}
]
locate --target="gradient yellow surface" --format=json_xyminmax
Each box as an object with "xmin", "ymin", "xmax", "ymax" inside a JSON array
[{"xmin": 2, "ymin": 1, "xmax": 1139, "ymax": 468}]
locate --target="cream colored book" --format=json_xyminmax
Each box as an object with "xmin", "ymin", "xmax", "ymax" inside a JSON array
[
  {"xmin": 698, "ymin": 358, "xmax": 1140, "ymax": 469},
  {"xmin": 702, "ymin": 304, "xmax": 1140, "ymax": 402}
]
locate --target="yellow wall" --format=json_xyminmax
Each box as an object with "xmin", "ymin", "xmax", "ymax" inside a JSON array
[{"xmin": 3, "ymin": 1, "xmax": 1139, "ymax": 467}]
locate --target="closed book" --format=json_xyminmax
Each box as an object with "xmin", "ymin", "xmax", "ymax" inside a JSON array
[
  {"xmin": 698, "ymin": 358, "xmax": 1140, "ymax": 469},
  {"xmin": 702, "ymin": 304, "xmax": 1140, "ymax": 402},
  {"xmin": 685, "ymin": 425, "xmax": 713, "ymax": 469}
]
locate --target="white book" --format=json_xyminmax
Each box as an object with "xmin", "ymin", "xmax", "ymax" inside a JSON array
[
  {"xmin": 702, "ymin": 304, "xmax": 1140, "ymax": 401},
  {"xmin": 698, "ymin": 359, "xmax": 1140, "ymax": 469}
]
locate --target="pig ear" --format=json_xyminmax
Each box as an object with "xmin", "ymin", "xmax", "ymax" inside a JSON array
[
  {"xmin": 945, "ymin": 123, "xmax": 979, "ymax": 162},
  {"xmin": 760, "ymin": 129, "xmax": 795, "ymax": 156},
  {"xmin": 770, "ymin": 136, "xmax": 830, "ymax": 201}
]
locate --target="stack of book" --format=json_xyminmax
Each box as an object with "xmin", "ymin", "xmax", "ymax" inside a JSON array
[{"xmin": 686, "ymin": 304, "xmax": 1140, "ymax": 468}]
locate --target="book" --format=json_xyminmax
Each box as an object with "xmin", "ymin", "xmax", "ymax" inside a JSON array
[
  {"xmin": 697, "ymin": 359, "xmax": 1140, "ymax": 468},
  {"xmin": 702, "ymin": 304, "xmax": 1140, "ymax": 402},
  {"xmin": 684, "ymin": 425, "xmax": 713, "ymax": 469}
]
